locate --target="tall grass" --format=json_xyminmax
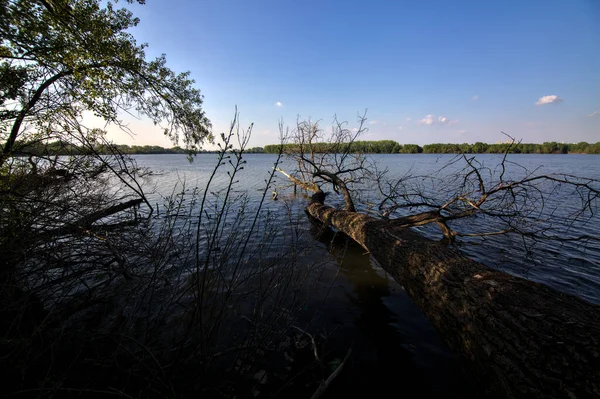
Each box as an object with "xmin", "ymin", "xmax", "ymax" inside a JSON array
[{"xmin": 0, "ymin": 116, "xmax": 336, "ymax": 398}]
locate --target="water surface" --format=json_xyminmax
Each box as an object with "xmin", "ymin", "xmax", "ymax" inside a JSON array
[{"xmin": 132, "ymin": 152, "xmax": 600, "ymax": 397}]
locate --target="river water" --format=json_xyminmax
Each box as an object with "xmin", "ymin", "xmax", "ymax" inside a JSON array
[{"xmin": 132, "ymin": 152, "xmax": 600, "ymax": 397}]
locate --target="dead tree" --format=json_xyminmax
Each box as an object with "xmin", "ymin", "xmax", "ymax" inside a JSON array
[
  {"xmin": 282, "ymin": 112, "xmax": 372, "ymax": 212},
  {"xmin": 278, "ymin": 118, "xmax": 600, "ymax": 398}
]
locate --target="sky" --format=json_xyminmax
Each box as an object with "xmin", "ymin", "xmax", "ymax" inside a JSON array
[{"xmin": 100, "ymin": 0, "xmax": 600, "ymax": 148}]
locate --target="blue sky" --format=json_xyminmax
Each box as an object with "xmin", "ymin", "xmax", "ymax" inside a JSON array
[{"xmin": 103, "ymin": 0, "xmax": 600, "ymax": 147}]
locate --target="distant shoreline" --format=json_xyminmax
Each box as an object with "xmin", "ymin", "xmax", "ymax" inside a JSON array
[
  {"xmin": 17, "ymin": 140, "xmax": 600, "ymax": 156},
  {"xmin": 262, "ymin": 140, "xmax": 600, "ymax": 155}
]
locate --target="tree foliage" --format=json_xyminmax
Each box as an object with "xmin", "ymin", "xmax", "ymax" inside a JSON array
[
  {"xmin": 265, "ymin": 140, "xmax": 600, "ymax": 155},
  {"xmin": 0, "ymin": 0, "xmax": 211, "ymax": 163},
  {"xmin": 419, "ymin": 141, "xmax": 599, "ymax": 154},
  {"xmin": 17, "ymin": 139, "xmax": 190, "ymax": 155}
]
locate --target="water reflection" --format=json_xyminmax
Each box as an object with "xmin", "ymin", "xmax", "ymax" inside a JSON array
[
  {"xmin": 136, "ymin": 153, "xmax": 600, "ymax": 305},
  {"xmin": 132, "ymin": 153, "xmax": 599, "ymax": 396},
  {"xmin": 306, "ymin": 221, "xmax": 475, "ymax": 398}
]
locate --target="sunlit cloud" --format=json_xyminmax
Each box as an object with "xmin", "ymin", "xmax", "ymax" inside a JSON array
[
  {"xmin": 471, "ymin": 95, "xmax": 479, "ymax": 101},
  {"xmin": 535, "ymin": 95, "xmax": 562, "ymax": 105},
  {"xmin": 419, "ymin": 114, "xmax": 457, "ymax": 126},
  {"xmin": 275, "ymin": 101, "xmax": 283, "ymax": 107},
  {"xmin": 433, "ymin": 116, "xmax": 458, "ymax": 125},
  {"xmin": 588, "ymin": 111, "xmax": 599, "ymax": 117},
  {"xmin": 419, "ymin": 114, "xmax": 435, "ymax": 125},
  {"xmin": 369, "ymin": 120, "xmax": 379, "ymax": 125}
]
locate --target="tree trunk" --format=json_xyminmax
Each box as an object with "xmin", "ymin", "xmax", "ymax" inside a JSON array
[{"xmin": 306, "ymin": 194, "xmax": 600, "ymax": 399}]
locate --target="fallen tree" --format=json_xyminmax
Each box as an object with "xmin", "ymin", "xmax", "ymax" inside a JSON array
[
  {"xmin": 277, "ymin": 115, "xmax": 600, "ymax": 398},
  {"xmin": 305, "ymin": 192, "xmax": 600, "ymax": 398}
]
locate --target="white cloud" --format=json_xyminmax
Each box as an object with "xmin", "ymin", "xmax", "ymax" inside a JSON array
[
  {"xmin": 435, "ymin": 116, "xmax": 458, "ymax": 125},
  {"xmin": 398, "ymin": 126, "xmax": 404, "ymax": 130},
  {"xmin": 275, "ymin": 101, "xmax": 283, "ymax": 107},
  {"xmin": 588, "ymin": 111, "xmax": 599, "ymax": 117},
  {"xmin": 459, "ymin": 129, "xmax": 467, "ymax": 133},
  {"xmin": 351, "ymin": 127, "xmax": 359, "ymax": 132},
  {"xmin": 471, "ymin": 95, "xmax": 479, "ymax": 101},
  {"xmin": 419, "ymin": 114, "xmax": 435, "ymax": 125},
  {"xmin": 369, "ymin": 120, "xmax": 379, "ymax": 125},
  {"xmin": 405, "ymin": 117, "xmax": 412, "ymax": 121},
  {"xmin": 419, "ymin": 114, "xmax": 457, "ymax": 126},
  {"xmin": 535, "ymin": 95, "xmax": 562, "ymax": 105}
]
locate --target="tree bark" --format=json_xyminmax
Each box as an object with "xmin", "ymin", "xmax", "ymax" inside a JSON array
[{"xmin": 306, "ymin": 193, "xmax": 600, "ymax": 399}]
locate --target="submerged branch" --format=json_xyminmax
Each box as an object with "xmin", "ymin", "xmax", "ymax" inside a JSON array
[
  {"xmin": 35, "ymin": 198, "xmax": 144, "ymax": 240},
  {"xmin": 275, "ymin": 167, "xmax": 320, "ymax": 192}
]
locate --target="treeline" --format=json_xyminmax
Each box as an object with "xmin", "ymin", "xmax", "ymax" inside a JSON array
[
  {"xmin": 15, "ymin": 141, "xmax": 267, "ymax": 156},
  {"xmin": 422, "ymin": 141, "xmax": 600, "ymax": 154},
  {"xmin": 264, "ymin": 141, "xmax": 600, "ymax": 154},
  {"xmin": 16, "ymin": 141, "xmax": 188, "ymax": 155},
  {"xmin": 264, "ymin": 140, "xmax": 404, "ymax": 154},
  {"xmin": 20, "ymin": 140, "xmax": 600, "ymax": 156}
]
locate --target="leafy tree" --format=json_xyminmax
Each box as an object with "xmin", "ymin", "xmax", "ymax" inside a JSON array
[
  {"xmin": 458, "ymin": 143, "xmax": 472, "ymax": 154},
  {"xmin": 472, "ymin": 142, "xmax": 488, "ymax": 154},
  {"xmin": 1, "ymin": 2, "xmax": 215, "ymax": 392},
  {"xmin": 399, "ymin": 144, "xmax": 422, "ymax": 153},
  {"xmin": 541, "ymin": 141, "xmax": 560, "ymax": 154},
  {"xmin": 0, "ymin": 0, "xmax": 211, "ymax": 164},
  {"xmin": 0, "ymin": 3, "xmax": 345, "ymax": 395},
  {"xmin": 571, "ymin": 142, "xmax": 590, "ymax": 153}
]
